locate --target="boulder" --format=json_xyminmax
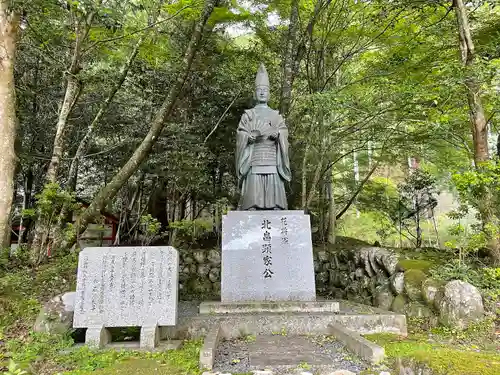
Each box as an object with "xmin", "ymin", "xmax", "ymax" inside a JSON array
[
  {"xmin": 381, "ymin": 253, "xmax": 399, "ymax": 275},
  {"xmin": 405, "ymin": 301, "xmax": 433, "ymax": 318},
  {"xmin": 188, "ymin": 279, "xmax": 213, "ymax": 294},
  {"xmin": 404, "ymin": 269, "xmax": 426, "ymax": 301},
  {"xmin": 328, "ymin": 270, "xmax": 341, "ymax": 287},
  {"xmin": 390, "ymin": 272, "xmax": 405, "ymax": 295},
  {"xmin": 317, "ymin": 271, "xmax": 329, "ymax": 285},
  {"xmin": 188, "ymin": 263, "xmax": 197, "ymax": 274},
  {"xmin": 197, "ymin": 264, "xmax": 211, "ymax": 277},
  {"xmin": 391, "ymin": 294, "xmax": 407, "ymax": 314},
  {"xmin": 436, "ymin": 280, "xmax": 484, "ymax": 329},
  {"xmin": 354, "ymin": 267, "xmax": 365, "ymax": 279},
  {"xmin": 374, "ymin": 286, "xmax": 394, "ymax": 311},
  {"xmin": 317, "ymin": 250, "xmax": 329, "ymax": 262},
  {"xmin": 34, "ymin": 292, "xmax": 75, "ymax": 334},
  {"xmin": 207, "ymin": 249, "xmax": 221, "ymax": 265},
  {"xmin": 193, "ymin": 250, "xmax": 206, "ymax": 264},
  {"xmin": 313, "ymin": 260, "xmax": 321, "ymax": 272},
  {"xmin": 421, "ymin": 278, "xmax": 441, "ymax": 307},
  {"xmin": 208, "ymin": 267, "xmax": 220, "ymax": 282}
]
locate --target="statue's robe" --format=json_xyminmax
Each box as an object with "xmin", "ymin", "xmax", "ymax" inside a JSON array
[{"xmin": 235, "ymin": 106, "xmax": 292, "ymax": 210}]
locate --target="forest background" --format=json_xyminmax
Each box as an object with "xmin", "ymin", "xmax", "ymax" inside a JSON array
[{"xmin": 0, "ymin": 0, "xmax": 499, "ymax": 267}]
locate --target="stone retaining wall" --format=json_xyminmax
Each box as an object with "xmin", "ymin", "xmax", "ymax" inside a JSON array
[
  {"xmin": 177, "ymin": 245, "xmax": 401, "ymax": 304},
  {"xmin": 178, "ymin": 245, "xmax": 485, "ymax": 329}
]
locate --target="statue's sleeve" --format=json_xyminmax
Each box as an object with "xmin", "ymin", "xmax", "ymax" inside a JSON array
[
  {"xmin": 235, "ymin": 110, "xmax": 253, "ymax": 182},
  {"xmin": 276, "ymin": 114, "xmax": 292, "ymax": 182}
]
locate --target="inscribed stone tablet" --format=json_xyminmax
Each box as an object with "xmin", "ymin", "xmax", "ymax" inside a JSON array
[
  {"xmin": 221, "ymin": 210, "xmax": 316, "ymax": 302},
  {"xmin": 73, "ymin": 246, "xmax": 178, "ymax": 328}
]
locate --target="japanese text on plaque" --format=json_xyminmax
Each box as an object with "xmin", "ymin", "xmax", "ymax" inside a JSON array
[{"xmin": 261, "ymin": 219, "xmax": 274, "ymax": 278}]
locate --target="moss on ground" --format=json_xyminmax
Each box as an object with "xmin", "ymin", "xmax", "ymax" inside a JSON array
[
  {"xmin": 2, "ymin": 333, "xmax": 203, "ymax": 375},
  {"xmin": 398, "ymin": 259, "xmax": 434, "ymax": 273},
  {"xmin": 365, "ymin": 320, "xmax": 500, "ymax": 375}
]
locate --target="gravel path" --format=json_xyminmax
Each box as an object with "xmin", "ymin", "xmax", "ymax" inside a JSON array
[{"xmin": 213, "ymin": 334, "xmax": 368, "ymax": 374}]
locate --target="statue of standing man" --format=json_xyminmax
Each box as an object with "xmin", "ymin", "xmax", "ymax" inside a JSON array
[{"xmin": 235, "ymin": 64, "xmax": 292, "ymax": 210}]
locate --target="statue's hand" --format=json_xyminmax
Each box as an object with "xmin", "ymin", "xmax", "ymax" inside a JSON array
[
  {"xmin": 268, "ymin": 131, "xmax": 279, "ymax": 141},
  {"xmin": 248, "ymin": 134, "xmax": 256, "ymax": 143}
]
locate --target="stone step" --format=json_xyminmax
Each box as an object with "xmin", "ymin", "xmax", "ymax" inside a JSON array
[
  {"xmin": 248, "ymin": 334, "xmax": 358, "ymax": 368},
  {"xmin": 162, "ymin": 311, "xmax": 407, "ymax": 339},
  {"xmin": 249, "ymin": 353, "xmax": 334, "ymax": 367},
  {"xmin": 199, "ymin": 301, "xmax": 339, "ymax": 315}
]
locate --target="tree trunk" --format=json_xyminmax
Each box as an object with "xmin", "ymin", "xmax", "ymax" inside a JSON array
[
  {"xmin": 301, "ymin": 146, "xmax": 309, "ymax": 209},
  {"xmin": 336, "ymin": 162, "xmax": 379, "ymax": 221},
  {"xmin": 279, "ymin": 0, "xmax": 299, "ymax": 117},
  {"xmin": 45, "ymin": 75, "xmax": 81, "ymax": 183},
  {"xmin": 31, "ymin": 9, "xmax": 98, "ymax": 263},
  {"xmin": 327, "ymin": 167, "xmax": 336, "ymax": 245},
  {"xmin": 305, "ymin": 157, "xmax": 324, "ymax": 211},
  {"xmin": 74, "ymin": 0, "xmax": 217, "ymax": 240},
  {"xmin": 454, "ymin": 0, "xmax": 500, "ymax": 264},
  {"xmin": 353, "ymin": 150, "xmax": 360, "ymax": 218},
  {"xmin": 0, "ymin": 3, "xmax": 19, "ymax": 249},
  {"xmin": 67, "ymin": 37, "xmax": 145, "ymax": 191},
  {"xmin": 45, "ymin": 9, "xmax": 97, "ymax": 183}
]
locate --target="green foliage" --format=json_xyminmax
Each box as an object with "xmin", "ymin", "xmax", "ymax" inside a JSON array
[
  {"xmin": 169, "ymin": 219, "xmax": 213, "ymax": 242},
  {"xmin": 33, "ymin": 183, "xmax": 80, "ymax": 220},
  {"xmin": 3, "ymin": 360, "xmax": 28, "ymax": 375},
  {"xmin": 452, "ymin": 161, "xmax": 500, "ymax": 208},
  {"xmin": 139, "ymin": 214, "xmax": 162, "ymax": 246}
]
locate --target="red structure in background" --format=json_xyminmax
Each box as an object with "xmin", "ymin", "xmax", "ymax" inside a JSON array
[
  {"xmin": 10, "ymin": 202, "xmax": 119, "ymax": 246},
  {"xmin": 78, "ymin": 201, "xmax": 119, "ymax": 244}
]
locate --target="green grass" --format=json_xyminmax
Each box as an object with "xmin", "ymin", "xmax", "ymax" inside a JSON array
[
  {"xmin": 365, "ymin": 327, "xmax": 500, "ymax": 375},
  {"xmin": 62, "ymin": 340, "xmax": 202, "ymax": 375},
  {"xmin": 2, "ymin": 333, "xmax": 203, "ymax": 375}
]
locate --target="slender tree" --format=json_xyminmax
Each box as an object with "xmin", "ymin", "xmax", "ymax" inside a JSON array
[
  {"xmin": 0, "ymin": 0, "xmax": 20, "ymax": 248},
  {"xmin": 453, "ymin": 0, "xmax": 500, "ymax": 264}
]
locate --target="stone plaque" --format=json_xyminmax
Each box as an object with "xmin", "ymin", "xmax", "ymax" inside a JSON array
[
  {"xmin": 221, "ymin": 210, "xmax": 315, "ymax": 302},
  {"xmin": 73, "ymin": 246, "xmax": 178, "ymax": 328}
]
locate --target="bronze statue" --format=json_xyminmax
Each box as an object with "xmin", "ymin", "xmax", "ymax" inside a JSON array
[{"xmin": 235, "ymin": 64, "xmax": 292, "ymax": 210}]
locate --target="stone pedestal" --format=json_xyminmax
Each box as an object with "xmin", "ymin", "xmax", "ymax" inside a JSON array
[
  {"xmin": 221, "ymin": 210, "xmax": 315, "ymax": 302},
  {"xmin": 140, "ymin": 325, "xmax": 160, "ymax": 349},
  {"xmin": 86, "ymin": 326, "xmax": 111, "ymax": 349}
]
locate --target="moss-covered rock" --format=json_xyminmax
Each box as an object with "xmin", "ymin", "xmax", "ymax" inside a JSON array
[
  {"xmin": 405, "ymin": 301, "xmax": 434, "ymax": 318},
  {"xmin": 404, "ymin": 269, "xmax": 426, "ymax": 301},
  {"xmin": 397, "ymin": 259, "xmax": 433, "ymax": 273},
  {"xmin": 390, "ymin": 272, "xmax": 405, "ymax": 295},
  {"xmin": 391, "ymin": 294, "xmax": 407, "ymax": 314},
  {"xmin": 437, "ymin": 280, "xmax": 484, "ymax": 330},
  {"xmin": 33, "ymin": 292, "xmax": 75, "ymax": 334},
  {"xmin": 374, "ymin": 285, "xmax": 394, "ymax": 311},
  {"xmin": 421, "ymin": 278, "xmax": 442, "ymax": 307}
]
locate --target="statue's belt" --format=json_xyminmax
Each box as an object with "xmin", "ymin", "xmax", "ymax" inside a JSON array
[{"xmin": 251, "ymin": 166, "xmax": 277, "ymax": 174}]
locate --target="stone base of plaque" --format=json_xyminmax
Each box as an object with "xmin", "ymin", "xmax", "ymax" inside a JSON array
[
  {"xmin": 199, "ymin": 300, "xmax": 339, "ymax": 315},
  {"xmin": 86, "ymin": 326, "xmax": 111, "ymax": 349},
  {"xmin": 140, "ymin": 325, "xmax": 160, "ymax": 349},
  {"xmin": 73, "ymin": 339, "xmax": 182, "ymax": 351}
]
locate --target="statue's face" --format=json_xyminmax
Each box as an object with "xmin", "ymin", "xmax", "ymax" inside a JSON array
[{"xmin": 255, "ymin": 86, "xmax": 269, "ymax": 103}]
